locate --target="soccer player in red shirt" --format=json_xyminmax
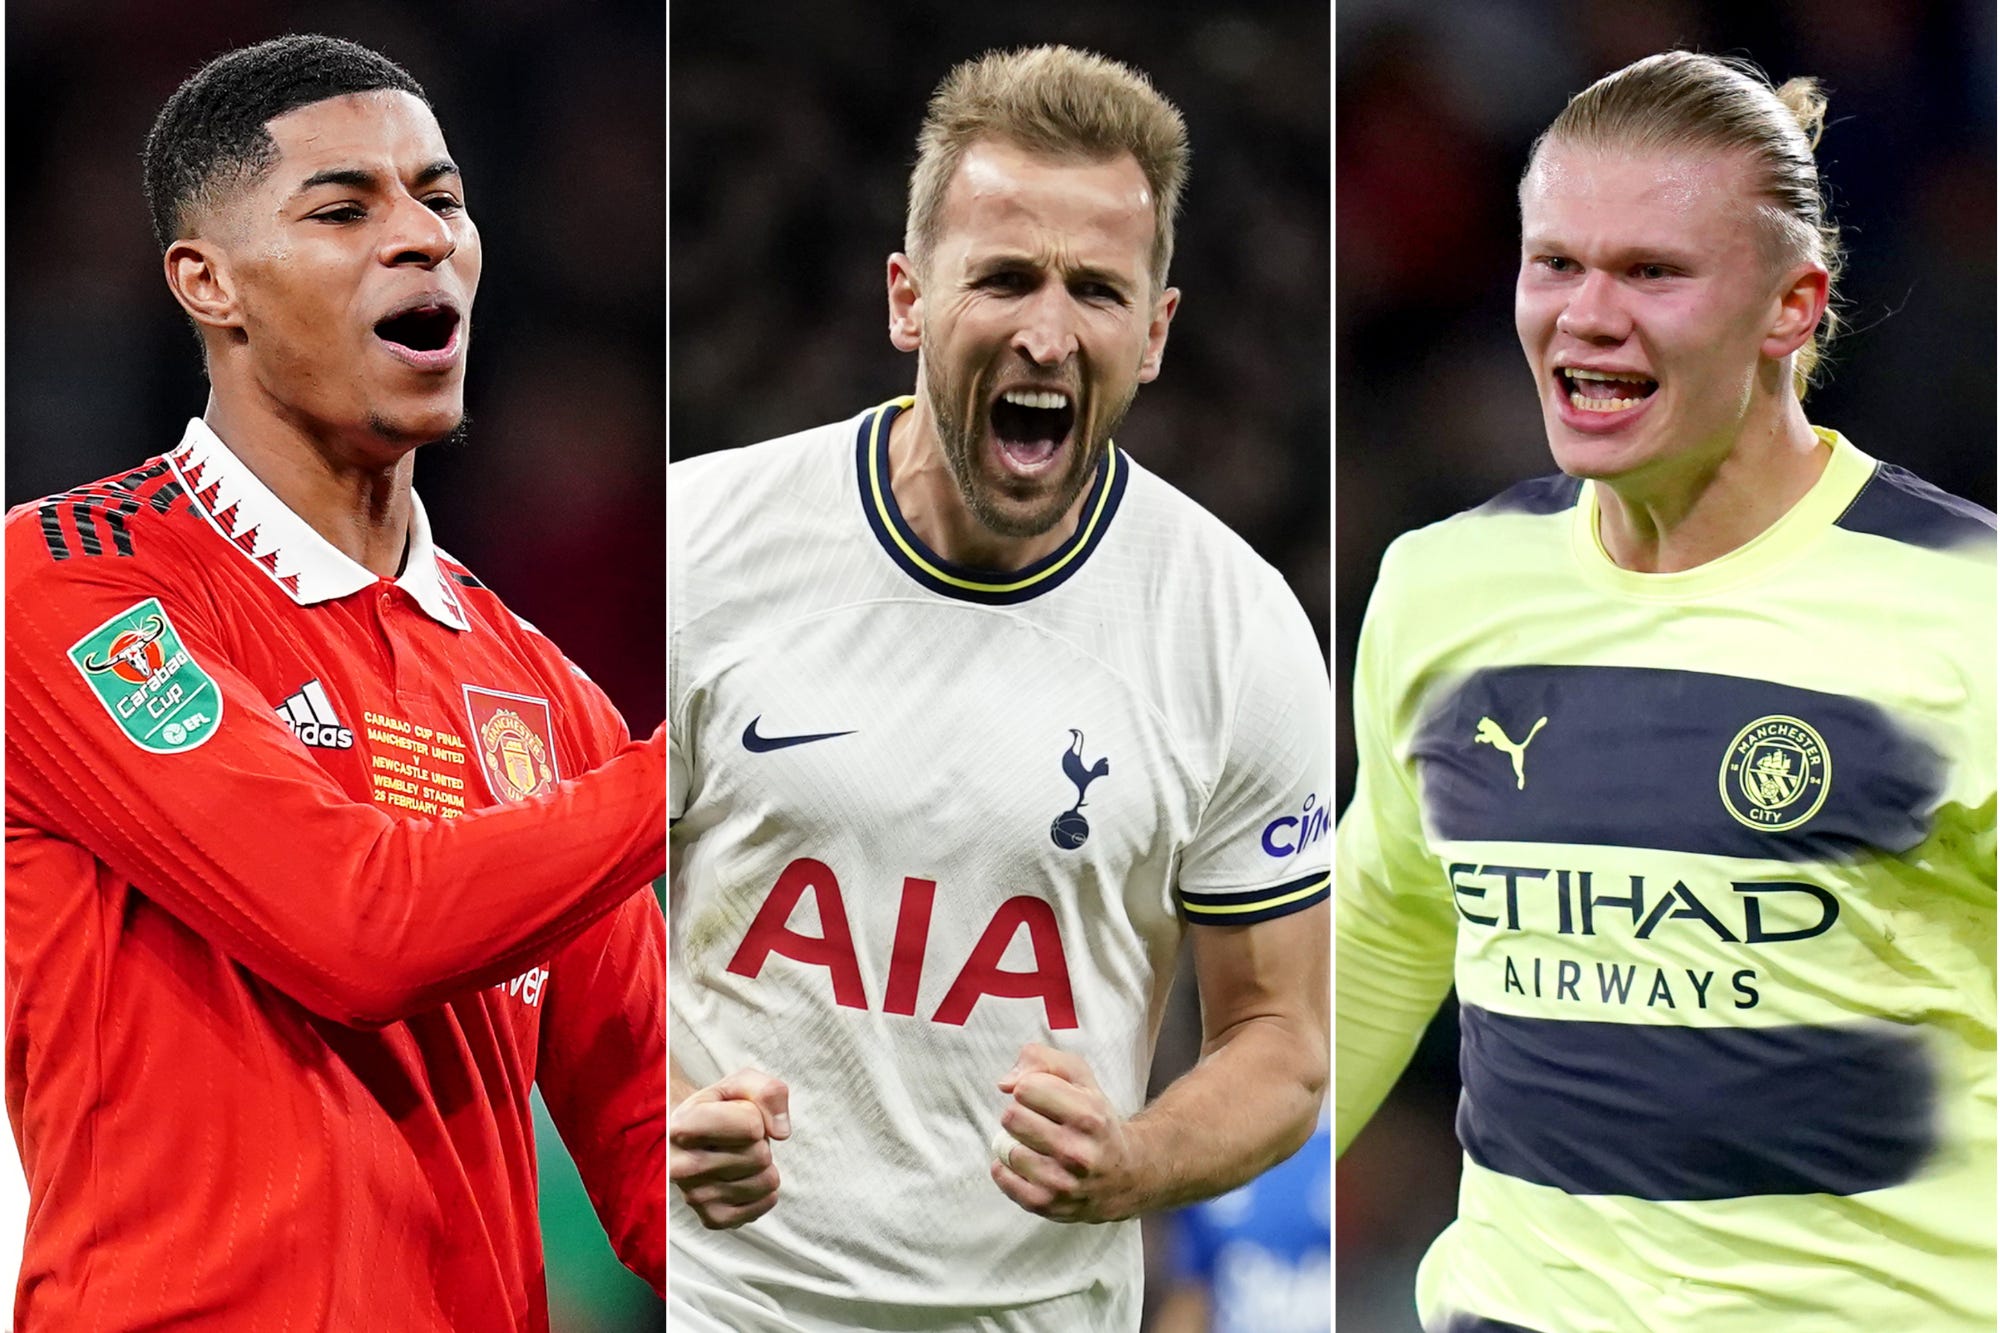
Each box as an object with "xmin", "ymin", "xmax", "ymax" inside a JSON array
[{"xmin": 4, "ymin": 35, "xmax": 665, "ymax": 1329}]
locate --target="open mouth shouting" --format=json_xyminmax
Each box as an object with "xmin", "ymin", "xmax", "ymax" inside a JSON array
[
  {"xmin": 373, "ymin": 295, "xmax": 464, "ymax": 372},
  {"xmin": 1555, "ymin": 365, "xmax": 1658, "ymax": 427},
  {"xmin": 989, "ymin": 385, "xmax": 1076, "ymax": 477}
]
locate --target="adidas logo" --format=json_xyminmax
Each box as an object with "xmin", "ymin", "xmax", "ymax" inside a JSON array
[{"xmin": 277, "ymin": 679, "xmax": 355, "ymax": 750}]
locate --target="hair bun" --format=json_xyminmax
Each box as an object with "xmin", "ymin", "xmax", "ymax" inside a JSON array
[{"xmin": 1775, "ymin": 76, "xmax": 1830, "ymax": 151}]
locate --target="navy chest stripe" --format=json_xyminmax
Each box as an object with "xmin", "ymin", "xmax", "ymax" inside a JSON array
[
  {"xmin": 1457, "ymin": 1004, "xmax": 1937, "ymax": 1201},
  {"xmin": 1414, "ymin": 664, "xmax": 1945, "ymax": 862}
]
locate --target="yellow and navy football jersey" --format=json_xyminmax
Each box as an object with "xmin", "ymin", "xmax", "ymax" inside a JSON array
[
  {"xmin": 1336, "ymin": 429, "xmax": 1996, "ymax": 1332},
  {"xmin": 670, "ymin": 399, "xmax": 1329, "ymax": 1331}
]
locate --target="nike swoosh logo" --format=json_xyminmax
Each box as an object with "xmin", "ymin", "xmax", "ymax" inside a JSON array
[{"xmin": 742, "ymin": 716, "xmax": 857, "ymax": 752}]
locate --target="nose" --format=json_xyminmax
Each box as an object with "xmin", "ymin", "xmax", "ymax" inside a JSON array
[
  {"xmin": 1011, "ymin": 285, "xmax": 1080, "ymax": 369},
  {"xmin": 1555, "ymin": 269, "xmax": 1628, "ymax": 342},
  {"xmin": 378, "ymin": 194, "xmax": 456, "ymax": 269}
]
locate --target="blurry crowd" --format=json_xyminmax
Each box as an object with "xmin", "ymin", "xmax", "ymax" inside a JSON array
[{"xmin": 1337, "ymin": 1, "xmax": 1995, "ymax": 1327}]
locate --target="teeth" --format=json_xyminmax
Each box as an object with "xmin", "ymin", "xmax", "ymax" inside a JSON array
[
  {"xmin": 1001, "ymin": 389, "xmax": 1070, "ymax": 410},
  {"xmin": 1570, "ymin": 392, "xmax": 1646, "ymax": 412},
  {"xmin": 1561, "ymin": 367, "xmax": 1653, "ymax": 413}
]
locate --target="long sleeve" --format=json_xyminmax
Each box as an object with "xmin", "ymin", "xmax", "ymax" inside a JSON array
[
  {"xmin": 537, "ymin": 888, "xmax": 667, "ymax": 1294},
  {"xmin": 5, "ymin": 540, "xmax": 666, "ymax": 1029},
  {"xmin": 1334, "ymin": 541, "xmax": 1459, "ymax": 1154}
]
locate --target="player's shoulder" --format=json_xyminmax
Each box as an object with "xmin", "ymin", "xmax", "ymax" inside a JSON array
[
  {"xmin": 6, "ymin": 454, "xmax": 207, "ymax": 591},
  {"xmin": 1374, "ymin": 470, "xmax": 1581, "ymax": 590},
  {"xmin": 1833, "ymin": 456, "xmax": 1996, "ymax": 556},
  {"xmin": 429, "ymin": 546, "xmax": 515, "ymax": 631},
  {"xmin": 668, "ymin": 409, "xmax": 858, "ymax": 530},
  {"xmin": 669, "ymin": 404, "xmax": 885, "ymax": 633},
  {"xmin": 430, "ymin": 547, "xmax": 627, "ymax": 745},
  {"xmin": 431, "ymin": 549, "xmax": 588, "ymax": 682},
  {"xmin": 1116, "ymin": 452, "xmax": 1302, "ymax": 606}
]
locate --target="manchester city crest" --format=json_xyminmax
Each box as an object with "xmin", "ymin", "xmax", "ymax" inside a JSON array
[{"xmin": 1719, "ymin": 715, "xmax": 1831, "ymax": 832}]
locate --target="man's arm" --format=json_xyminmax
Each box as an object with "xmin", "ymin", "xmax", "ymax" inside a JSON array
[
  {"xmin": 5, "ymin": 546, "xmax": 665, "ymax": 1028},
  {"xmin": 536, "ymin": 889, "xmax": 667, "ymax": 1293},
  {"xmin": 668, "ymin": 1048, "xmax": 790, "ymax": 1230},
  {"xmin": 664, "ymin": 671, "xmax": 787, "ymax": 1231},
  {"xmin": 985, "ymin": 570, "xmax": 1334, "ymax": 1220},
  {"xmin": 1332, "ymin": 538, "xmax": 1458, "ymax": 1152},
  {"xmin": 1332, "ymin": 796, "xmax": 1456, "ymax": 1153},
  {"xmin": 991, "ymin": 903, "xmax": 1327, "ymax": 1221}
]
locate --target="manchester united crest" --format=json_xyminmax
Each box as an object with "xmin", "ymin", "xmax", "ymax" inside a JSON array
[
  {"xmin": 464, "ymin": 686, "xmax": 560, "ymax": 802},
  {"xmin": 1719, "ymin": 714, "xmax": 1830, "ymax": 832}
]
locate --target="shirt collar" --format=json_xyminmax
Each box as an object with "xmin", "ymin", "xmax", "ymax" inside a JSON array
[{"xmin": 167, "ymin": 418, "xmax": 470, "ymax": 630}]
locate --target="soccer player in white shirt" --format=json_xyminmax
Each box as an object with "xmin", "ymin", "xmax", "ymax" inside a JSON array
[{"xmin": 668, "ymin": 45, "xmax": 1329, "ymax": 1332}]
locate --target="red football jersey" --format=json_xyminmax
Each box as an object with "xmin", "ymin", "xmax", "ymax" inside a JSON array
[{"xmin": 4, "ymin": 421, "xmax": 666, "ymax": 1329}]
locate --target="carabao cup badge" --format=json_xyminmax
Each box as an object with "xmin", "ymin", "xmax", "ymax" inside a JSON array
[
  {"xmin": 1719, "ymin": 714, "xmax": 1830, "ymax": 833},
  {"xmin": 69, "ymin": 598, "xmax": 223, "ymax": 753},
  {"xmin": 464, "ymin": 686, "xmax": 560, "ymax": 802}
]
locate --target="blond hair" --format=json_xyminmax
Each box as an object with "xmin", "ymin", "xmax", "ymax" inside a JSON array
[
  {"xmin": 907, "ymin": 45, "xmax": 1189, "ymax": 289},
  {"xmin": 1529, "ymin": 51, "xmax": 1841, "ymax": 397}
]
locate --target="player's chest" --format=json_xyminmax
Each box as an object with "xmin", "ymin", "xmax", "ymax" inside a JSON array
[
  {"xmin": 682, "ymin": 607, "xmax": 1203, "ymax": 885},
  {"xmin": 1410, "ymin": 656, "xmax": 1947, "ymax": 866},
  {"xmin": 219, "ymin": 589, "xmax": 572, "ymax": 817}
]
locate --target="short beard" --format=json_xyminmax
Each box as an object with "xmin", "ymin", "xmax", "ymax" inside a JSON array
[
  {"xmin": 367, "ymin": 410, "xmax": 472, "ymax": 450},
  {"xmin": 925, "ymin": 356, "xmax": 1135, "ymax": 543}
]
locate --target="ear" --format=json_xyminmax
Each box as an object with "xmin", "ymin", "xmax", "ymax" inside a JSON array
[
  {"xmin": 1761, "ymin": 262, "xmax": 1829, "ymax": 362},
  {"xmin": 1136, "ymin": 286, "xmax": 1180, "ymax": 384},
  {"xmin": 163, "ymin": 238, "xmax": 243, "ymax": 336},
  {"xmin": 887, "ymin": 252, "xmax": 923, "ymax": 353}
]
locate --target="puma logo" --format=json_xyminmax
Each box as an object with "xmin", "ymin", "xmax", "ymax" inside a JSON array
[{"xmin": 1474, "ymin": 715, "xmax": 1548, "ymax": 790}]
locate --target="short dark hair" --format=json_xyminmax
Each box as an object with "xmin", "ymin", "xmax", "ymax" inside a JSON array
[{"xmin": 142, "ymin": 34, "xmax": 429, "ymax": 251}]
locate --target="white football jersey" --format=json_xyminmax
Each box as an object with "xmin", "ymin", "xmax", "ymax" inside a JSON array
[{"xmin": 669, "ymin": 399, "xmax": 1329, "ymax": 1330}]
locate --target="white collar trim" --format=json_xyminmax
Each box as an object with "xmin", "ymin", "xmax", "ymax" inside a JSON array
[{"xmin": 167, "ymin": 418, "xmax": 469, "ymax": 630}]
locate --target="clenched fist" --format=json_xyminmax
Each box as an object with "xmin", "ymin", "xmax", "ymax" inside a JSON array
[
  {"xmin": 990, "ymin": 1043, "xmax": 1139, "ymax": 1223},
  {"xmin": 670, "ymin": 1068, "xmax": 791, "ymax": 1229}
]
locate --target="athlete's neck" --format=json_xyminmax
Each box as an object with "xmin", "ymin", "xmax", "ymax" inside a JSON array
[
  {"xmin": 1591, "ymin": 400, "xmax": 1828, "ymax": 574},
  {"xmin": 887, "ymin": 399, "xmax": 1091, "ymax": 571},
  {"xmin": 203, "ymin": 392, "xmax": 416, "ymax": 579}
]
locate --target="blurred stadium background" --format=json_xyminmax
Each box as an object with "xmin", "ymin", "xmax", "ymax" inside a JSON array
[
  {"xmin": 671, "ymin": 2, "xmax": 1328, "ymax": 1328},
  {"xmin": 5, "ymin": 2, "xmax": 664, "ymax": 1330},
  {"xmin": 1335, "ymin": 1, "xmax": 1996, "ymax": 1328}
]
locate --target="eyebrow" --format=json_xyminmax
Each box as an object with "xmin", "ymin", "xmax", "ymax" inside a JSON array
[
  {"xmin": 292, "ymin": 159, "xmax": 460, "ymax": 197},
  {"xmin": 1521, "ymin": 235, "xmax": 1700, "ymax": 265},
  {"xmin": 975, "ymin": 254, "xmax": 1136, "ymax": 292}
]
